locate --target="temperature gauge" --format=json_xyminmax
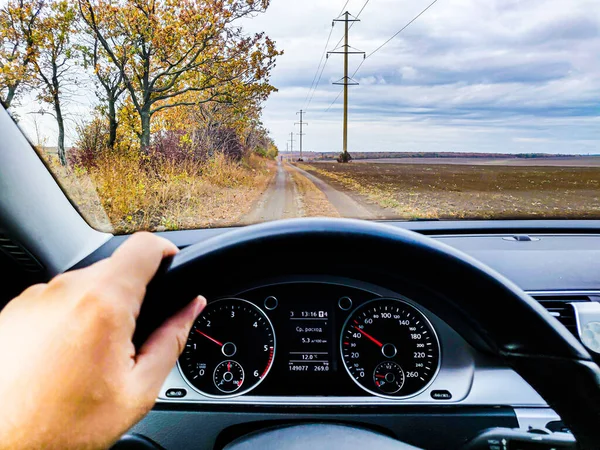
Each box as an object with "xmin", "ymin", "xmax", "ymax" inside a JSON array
[{"xmin": 214, "ymin": 360, "xmax": 244, "ymax": 394}]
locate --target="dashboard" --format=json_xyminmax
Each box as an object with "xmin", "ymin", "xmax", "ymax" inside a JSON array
[
  {"xmin": 157, "ymin": 279, "xmax": 543, "ymax": 406},
  {"xmin": 53, "ymin": 225, "xmax": 600, "ymax": 448}
]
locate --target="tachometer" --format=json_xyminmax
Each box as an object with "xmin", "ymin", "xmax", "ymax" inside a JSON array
[
  {"xmin": 341, "ymin": 298, "xmax": 440, "ymax": 398},
  {"xmin": 179, "ymin": 298, "xmax": 275, "ymax": 397}
]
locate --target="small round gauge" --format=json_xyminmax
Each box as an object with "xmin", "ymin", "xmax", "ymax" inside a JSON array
[
  {"xmin": 179, "ymin": 298, "xmax": 275, "ymax": 397},
  {"xmin": 373, "ymin": 361, "xmax": 405, "ymax": 394},
  {"xmin": 213, "ymin": 360, "xmax": 244, "ymax": 393},
  {"xmin": 341, "ymin": 298, "xmax": 440, "ymax": 398}
]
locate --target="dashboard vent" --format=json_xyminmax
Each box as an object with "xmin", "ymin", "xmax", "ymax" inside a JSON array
[
  {"xmin": 0, "ymin": 232, "xmax": 44, "ymax": 273},
  {"xmin": 530, "ymin": 294, "xmax": 593, "ymax": 337}
]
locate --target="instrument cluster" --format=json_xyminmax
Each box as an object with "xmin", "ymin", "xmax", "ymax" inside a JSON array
[{"xmin": 178, "ymin": 282, "xmax": 441, "ymax": 399}]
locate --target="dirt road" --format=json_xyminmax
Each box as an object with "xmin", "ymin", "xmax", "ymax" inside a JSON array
[
  {"xmin": 242, "ymin": 161, "xmax": 300, "ymax": 223},
  {"xmin": 241, "ymin": 161, "xmax": 385, "ymax": 223},
  {"xmin": 287, "ymin": 164, "xmax": 386, "ymax": 219}
]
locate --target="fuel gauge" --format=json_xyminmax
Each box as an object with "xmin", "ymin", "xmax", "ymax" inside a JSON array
[{"xmin": 373, "ymin": 361, "xmax": 405, "ymax": 394}]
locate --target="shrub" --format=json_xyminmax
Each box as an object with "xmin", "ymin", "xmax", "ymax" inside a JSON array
[
  {"xmin": 68, "ymin": 117, "xmax": 110, "ymax": 169},
  {"xmin": 266, "ymin": 145, "xmax": 278, "ymax": 159},
  {"xmin": 255, "ymin": 146, "xmax": 267, "ymax": 158},
  {"xmin": 209, "ymin": 126, "xmax": 246, "ymax": 162},
  {"xmin": 337, "ymin": 151, "xmax": 353, "ymax": 163},
  {"xmin": 144, "ymin": 130, "xmax": 198, "ymax": 175}
]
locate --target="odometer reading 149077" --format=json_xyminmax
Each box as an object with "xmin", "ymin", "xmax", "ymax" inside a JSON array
[{"xmin": 341, "ymin": 298, "xmax": 440, "ymax": 398}]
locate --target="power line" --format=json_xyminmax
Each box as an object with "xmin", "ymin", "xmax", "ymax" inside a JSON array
[
  {"xmin": 328, "ymin": 12, "xmax": 364, "ymax": 159},
  {"xmin": 331, "ymin": 0, "xmax": 371, "ymax": 51},
  {"xmin": 295, "ymin": 110, "xmax": 307, "ymax": 160},
  {"xmin": 304, "ymin": 0, "xmax": 354, "ymax": 110},
  {"xmin": 304, "ymin": 23, "xmax": 335, "ymax": 108},
  {"xmin": 325, "ymin": 0, "xmax": 438, "ymax": 112},
  {"xmin": 351, "ymin": 0, "xmax": 439, "ymax": 79},
  {"xmin": 306, "ymin": 58, "xmax": 329, "ymax": 110},
  {"xmin": 355, "ymin": 0, "xmax": 371, "ymax": 18},
  {"xmin": 325, "ymin": 90, "xmax": 343, "ymax": 112},
  {"xmin": 337, "ymin": 0, "xmax": 350, "ymax": 16}
]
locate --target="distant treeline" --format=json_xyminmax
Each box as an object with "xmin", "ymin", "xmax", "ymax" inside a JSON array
[{"xmin": 306, "ymin": 152, "xmax": 595, "ymax": 161}]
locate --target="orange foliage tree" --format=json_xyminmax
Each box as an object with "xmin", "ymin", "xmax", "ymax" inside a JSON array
[
  {"xmin": 78, "ymin": 0, "xmax": 281, "ymax": 151},
  {"xmin": 0, "ymin": 0, "xmax": 45, "ymax": 108},
  {"xmin": 32, "ymin": 0, "xmax": 79, "ymax": 165}
]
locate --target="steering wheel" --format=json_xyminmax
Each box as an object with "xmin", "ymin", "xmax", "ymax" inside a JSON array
[{"xmin": 134, "ymin": 218, "xmax": 600, "ymax": 449}]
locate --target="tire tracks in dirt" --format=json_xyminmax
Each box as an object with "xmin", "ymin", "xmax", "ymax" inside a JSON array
[
  {"xmin": 288, "ymin": 164, "xmax": 389, "ymax": 219},
  {"xmin": 242, "ymin": 161, "xmax": 389, "ymax": 223}
]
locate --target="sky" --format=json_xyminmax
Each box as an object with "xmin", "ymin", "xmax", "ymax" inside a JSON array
[
  {"xmin": 10, "ymin": 0, "xmax": 600, "ymax": 154},
  {"xmin": 245, "ymin": 0, "xmax": 600, "ymax": 154}
]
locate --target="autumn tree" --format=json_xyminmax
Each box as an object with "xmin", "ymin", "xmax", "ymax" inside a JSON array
[
  {"xmin": 0, "ymin": 0, "xmax": 45, "ymax": 108},
  {"xmin": 33, "ymin": 0, "xmax": 78, "ymax": 165},
  {"xmin": 79, "ymin": 0, "xmax": 281, "ymax": 151},
  {"xmin": 79, "ymin": 26, "xmax": 126, "ymax": 149}
]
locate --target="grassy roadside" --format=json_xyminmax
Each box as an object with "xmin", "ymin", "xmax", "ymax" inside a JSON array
[
  {"xmin": 285, "ymin": 164, "xmax": 340, "ymax": 218},
  {"xmin": 44, "ymin": 152, "xmax": 276, "ymax": 233},
  {"xmin": 298, "ymin": 162, "xmax": 600, "ymax": 220},
  {"xmin": 296, "ymin": 162, "xmax": 423, "ymax": 217}
]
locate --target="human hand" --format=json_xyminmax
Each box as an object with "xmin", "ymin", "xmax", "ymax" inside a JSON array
[{"xmin": 0, "ymin": 232, "xmax": 205, "ymax": 450}]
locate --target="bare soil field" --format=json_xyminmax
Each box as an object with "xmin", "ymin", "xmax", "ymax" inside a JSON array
[
  {"xmin": 300, "ymin": 162, "xmax": 600, "ymax": 220},
  {"xmin": 354, "ymin": 157, "xmax": 600, "ymax": 167}
]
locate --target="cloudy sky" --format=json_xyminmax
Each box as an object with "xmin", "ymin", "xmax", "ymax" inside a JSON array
[
  {"xmin": 12, "ymin": 0, "xmax": 600, "ymax": 154},
  {"xmin": 244, "ymin": 0, "xmax": 600, "ymax": 154}
]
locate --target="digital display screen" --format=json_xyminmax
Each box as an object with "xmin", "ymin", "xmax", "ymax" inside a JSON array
[
  {"xmin": 242, "ymin": 283, "xmax": 377, "ymax": 397},
  {"xmin": 287, "ymin": 307, "xmax": 333, "ymax": 373}
]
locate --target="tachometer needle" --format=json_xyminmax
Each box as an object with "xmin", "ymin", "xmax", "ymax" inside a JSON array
[
  {"xmin": 353, "ymin": 326, "xmax": 383, "ymax": 348},
  {"xmin": 195, "ymin": 329, "xmax": 223, "ymax": 347}
]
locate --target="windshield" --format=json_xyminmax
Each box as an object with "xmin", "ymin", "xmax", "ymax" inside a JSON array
[{"xmin": 2, "ymin": 0, "xmax": 599, "ymax": 233}]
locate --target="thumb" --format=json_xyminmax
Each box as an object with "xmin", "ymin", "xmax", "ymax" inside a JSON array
[{"xmin": 133, "ymin": 296, "xmax": 206, "ymax": 396}]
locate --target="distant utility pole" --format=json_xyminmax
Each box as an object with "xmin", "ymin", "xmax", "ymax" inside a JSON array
[
  {"xmin": 328, "ymin": 11, "xmax": 364, "ymax": 162},
  {"xmin": 286, "ymin": 142, "xmax": 289, "ymax": 161},
  {"xmin": 295, "ymin": 110, "xmax": 307, "ymax": 161},
  {"xmin": 289, "ymin": 132, "xmax": 295, "ymax": 159}
]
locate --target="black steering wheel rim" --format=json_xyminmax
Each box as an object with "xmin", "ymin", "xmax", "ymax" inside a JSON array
[{"xmin": 136, "ymin": 218, "xmax": 600, "ymax": 449}]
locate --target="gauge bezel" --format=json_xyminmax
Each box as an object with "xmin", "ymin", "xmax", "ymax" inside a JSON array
[
  {"xmin": 373, "ymin": 361, "xmax": 405, "ymax": 394},
  {"xmin": 177, "ymin": 297, "xmax": 276, "ymax": 399},
  {"xmin": 340, "ymin": 297, "xmax": 442, "ymax": 400},
  {"xmin": 213, "ymin": 359, "xmax": 245, "ymax": 394}
]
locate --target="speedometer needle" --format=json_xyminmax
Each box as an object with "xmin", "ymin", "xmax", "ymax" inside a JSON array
[
  {"xmin": 353, "ymin": 326, "xmax": 383, "ymax": 348},
  {"xmin": 195, "ymin": 329, "xmax": 223, "ymax": 347}
]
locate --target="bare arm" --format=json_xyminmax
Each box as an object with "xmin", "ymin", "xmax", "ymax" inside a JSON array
[{"xmin": 0, "ymin": 232, "xmax": 205, "ymax": 450}]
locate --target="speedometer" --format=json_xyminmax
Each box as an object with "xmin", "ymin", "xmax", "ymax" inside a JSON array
[
  {"xmin": 179, "ymin": 298, "xmax": 275, "ymax": 398},
  {"xmin": 340, "ymin": 298, "xmax": 440, "ymax": 398}
]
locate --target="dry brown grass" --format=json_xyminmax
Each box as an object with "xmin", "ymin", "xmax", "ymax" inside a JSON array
[
  {"xmin": 43, "ymin": 151, "xmax": 275, "ymax": 233},
  {"xmin": 300, "ymin": 161, "xmax": 600, "ymax": 220},
  {"xmin": 286, "ymin": 165, "xmax": 340, "ymax": 218},
  {"xmin": 43, "ymin": 157, "xmax": 114, "ymax": 232}
]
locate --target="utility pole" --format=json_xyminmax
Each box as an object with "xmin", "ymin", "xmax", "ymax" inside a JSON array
[
  {"xmin": 295, "ymin": 110, "xmax": 307, "ymax": 161},
  {"xmin": 328, "ymin": 12, "xmax": 364, "ymax": 162},
  {"xmin": 286, "ymin": 142, "xmax": 289, "ymax": 161},
  {"xmin": 289, "ymin": 132, "xmax": 295, "ymax": 160}
]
